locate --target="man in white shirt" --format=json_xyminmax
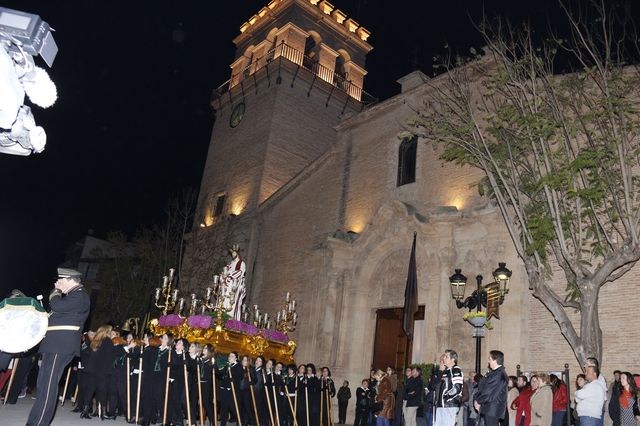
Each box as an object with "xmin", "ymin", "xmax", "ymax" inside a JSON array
[{"xmin": 575, "ymin": 362, "xmax": 606, "ymax": 426}]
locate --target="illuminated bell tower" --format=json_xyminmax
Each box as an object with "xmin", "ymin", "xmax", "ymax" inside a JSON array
[{"xmin": 196, "ymin": 0, "xmax": 373, "ymax": 228}]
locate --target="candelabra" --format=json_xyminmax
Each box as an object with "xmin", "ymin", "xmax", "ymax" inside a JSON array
[
  {"xmin": 154, "ymin": 268, "xmax": 179, "ymax": 315},
  {"xmin": 276, "ymin": 292, "xmax": 297, "ymax": 333}
]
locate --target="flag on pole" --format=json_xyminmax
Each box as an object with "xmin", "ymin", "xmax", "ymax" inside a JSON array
[{"xmin": 402, "ymin": 232, "xmax": 419, "ymax": 339}]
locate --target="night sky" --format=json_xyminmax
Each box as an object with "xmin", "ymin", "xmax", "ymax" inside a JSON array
[{"xmin": 0, "ymin": 0, "xmax": 589, "ymax": 297}]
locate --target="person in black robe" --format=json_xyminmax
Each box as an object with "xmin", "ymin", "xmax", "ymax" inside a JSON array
[
  {"xmin": 219, "ymin": 351, "xmax": 243, "ymax": 426},
  {"xmin": 354, "ymin": 379, "xmax": 371, "ymax": 426},
  {"xmin": 296, "ymin": 364, "xmax": 308, "ymax": 426},
  {"xmin": 320, "ymin": 367, "xmax": 337, "ymax": 426},
  {"xmin": 255, "ymin": 356, "xmax": 269, "ymax": 426},
  {"xmin": 81, "ymin": 325, "xmax": 118, "ymax": 420},
  {"xmin": 307, "ymin": 363, "xmax": 321, "ymax": 426}
]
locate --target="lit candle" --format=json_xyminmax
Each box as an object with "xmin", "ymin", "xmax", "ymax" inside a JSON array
[
  {"xmin": 172, "ymin": 289, "xmax": 179, "ymax": 301},
  {"xmin": 162, "ymin": 276, "xmax": 168, "ymax": 288},
  {"xmin": 286, "ymin": 292, "xmax": 290, "ymax": 302},
  {"xmin": 155, "ymin": 288, "xmax": 161, "ymax": 301}
]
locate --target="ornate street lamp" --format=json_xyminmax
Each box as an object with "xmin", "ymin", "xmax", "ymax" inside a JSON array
[{"xmin": 448, "ymin": 263, "xmax": 512, "ymax": 373}]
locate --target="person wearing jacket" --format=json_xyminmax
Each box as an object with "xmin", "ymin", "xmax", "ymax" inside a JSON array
[
  {"xmin": 374, "ymin": 369, "xmax": 395, "ymax": 426},
  {"xmin": 434, "ymin": 349, "xmax": 464, "ymax": 426},
  {"xmin": 575, "ymin": 364, "xmax": 606, "ymax": 426},
  {"xmin": 474, "ymin": 350, "xmax": 508, "ymax": 426},
  {"xmin": 608, "ymin": 372, "xmax": 640, "ymax": 426},
  {"xmin": 550, "ymin": 374, "xmax": 568, "ymax": 426},
  {"xmin": 355, "ymin": 379, "xmax": 371, "ymax": 426},
  {"xmin": 337, "ymin": 380, "xmax": 352, "ymax": 424},
  {"xmin": 403, "ymin": 366, "xmax": 423, "ymax": 426},
  {"xmin": 530, "ymin": 374, "xmax": 553, "ymax": 426},
  {"xmin": 506, "ymin": 376, "xmax": 519, "ymax": 426}
]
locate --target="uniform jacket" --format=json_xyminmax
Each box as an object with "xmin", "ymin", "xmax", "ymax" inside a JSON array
[
  {"xmin": 39, "ymin": 285, "xmax": 90, "ymax": 356},
  {"xmin": 475, "ymin": 365, "xmax": 508, "ymax": 419},
  {"xmin": 356, "ymin": 387, "xmax": 371, "ymax": 411},
  {"xmin": 337, "ymin": 385, "xmax": 351, "ymax": 403}
]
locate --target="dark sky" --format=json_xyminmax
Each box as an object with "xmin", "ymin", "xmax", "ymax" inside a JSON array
[{"xmin": 0, "ymin": 0, "xmax": 577, "ymax": 296}]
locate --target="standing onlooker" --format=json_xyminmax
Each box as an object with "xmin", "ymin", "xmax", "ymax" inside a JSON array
[
  {"xmin": 374, "ymin": 369, "xmax": 395, "ymax": 426},
  {"xmin": 608, "ymin": 371, "xmax": 639, "ymax": 426},
  {"xmin": 608, "ymin": 370, "xmax": 622, "ymax": 426},
  {"xmin": 434, "ymin": 350, "xmax": 464, "ymax": 426},
  {"xmin": 550, "ymin": 374, "xmax": 568, "ymax": 426},
  {"xmin": 507, "ymin": 376, "xmax": 519, "ymax": 426},
  {"xmin": 424, "ymin": 365, "xmax": 439, "ymax": 426},
  {"xmin": 355, "ymin": 379, "xmax": 371, "ymax": 426},
  {"xmin": 468, "ymin": 374, "xmax": 483, "ymax": 426},
  {"xmin": 474, "ymin": 350, "xmax": 508, "ymax": 426},
  {"xmin": 584, "ymin": 358, "xmax": 607, "ymax": 426},
  {"xmin": 572, "ymin": 374, "xmax": 587, "ymax": 426},
  {"xmin": 575, "ymin": 363, "xmax": 606, "ymax": 426},
  {"xmin": 512, "ymin": 375, "xmax": 533, "ymax": 426},
  {"xmin": 403, "ymin": 366, "xmax": 422, "ymax": 426},
  {"xmin": 337, "ymin": 380, "xmax": 351, "ymax": 424},
  {"xmin": 530, "ymin": 373, "xmax": 552, "ymax": 426}
]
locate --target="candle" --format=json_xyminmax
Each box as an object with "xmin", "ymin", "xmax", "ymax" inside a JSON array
[
  {"xmin": 154, "ymin": 288, "xmax": 161, "ymax": 301},
  {"xmin": 286, "ymin": 292, "xmax": 290, "ymax": 302},
  {"xmin": 172, "ymin": 289, "xmax": 179, "ymax": 300},
  {"xmin": 162, "ymin": 276, "xmax": 168, "ymax": 288},
  {"xmin": 277, "ymin": 311, "xmax": 281, "ymax": 322},
  {"xmin": 292, "ymin": 300, "xmax": 296, "ymax": 310},
  {"xmin": 293, "ymin": 312, "xmax": 297, "ymax": 323},
  {"xmin": 264, "ymin": 313, "xmax": 268, "ymax": 321},
  {"xmin": 192, "ymin": 298, "xmax": 198, "ymax": 307},
  {"xmin": 179, "ymin": 297, "xmax": 185, "ymax": 312},
  {"xmin": 267, "ymin": 320, "xmax": 271, "ymax": 329},
  {"xmin": 206, "ymin": 287, "xmax": 212, "ymax": 299},
  {"xmin": 223, "ymin": 266, "xmax": 228, "ymax": 276},
  {"xmin": 243, "ymin": 312, "xmax": 248, "ymax": 323},
  {"xmin": 201, "ymin": 305, "xmax": 206, "ymax": 314},
  {"xmin": 191, "ymin": 293, "xmax": 196, "ymax": 300},
  {"xmin": 213, "ymin": 275, "xmax": 219, "ymax": 284}
]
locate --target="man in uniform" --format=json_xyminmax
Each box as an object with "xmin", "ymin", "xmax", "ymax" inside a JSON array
[{"xmin": 26, "ymin": 268, "xmax": 90, "ymax": 426}]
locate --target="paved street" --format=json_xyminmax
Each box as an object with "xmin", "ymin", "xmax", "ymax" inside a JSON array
[{"xmin": 1, "ymin": 397, "xmax": 134, "ymax": 426}]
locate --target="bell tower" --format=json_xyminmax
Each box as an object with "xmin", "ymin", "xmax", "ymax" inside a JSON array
[{"xmin": 196, "ymin": 0, "xmax": 373, "ymax": 227}]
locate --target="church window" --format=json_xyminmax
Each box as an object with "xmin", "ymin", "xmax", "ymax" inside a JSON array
[
  {"xmin": 397, "ymin": 136, "xmax": 417, "ymax": 186},
  {"xmin": 214, "ymin": 194, "xmax": 226, "ymax": 217}
]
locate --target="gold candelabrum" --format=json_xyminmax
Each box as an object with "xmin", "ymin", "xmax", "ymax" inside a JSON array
[
  {"xmin": 154, "ymin": 268, "xmax": 179, "ymax": 315},
  {"xmin": 276, "ymin": 291, "xmax": 297, "ymax": 333}
]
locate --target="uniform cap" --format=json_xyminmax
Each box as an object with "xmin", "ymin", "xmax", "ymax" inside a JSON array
[{"xmin": 57, "ymin": 267, "xmax": 82, "ymax": 278}]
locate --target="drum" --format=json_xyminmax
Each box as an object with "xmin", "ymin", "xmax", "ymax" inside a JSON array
[{"xmin": 0, "ymin": 296, "xmax": 48, "ymax": 353}]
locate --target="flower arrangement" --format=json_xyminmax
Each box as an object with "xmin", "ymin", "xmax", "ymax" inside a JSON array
[
  {"xmin": 187, "ymin": 315, "xmax": 212, "ymax": 329},
  {"xmin": 225, "ymin": 319, "xmax": 259, "ymax": 335},
  {"xmin": 158, "ymin": 314, "xmax": 184, "ymax": 327},
  {"xmin": 262, "ymin": 329, "xmax": 289, "ymax": 343},
  {"xmin": 462, "ymin": 311, "xmax": 493, "ymax": 329}
]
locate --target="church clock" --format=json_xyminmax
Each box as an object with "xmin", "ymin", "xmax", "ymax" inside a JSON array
[{"xmin": 229, "ymin": 102, "xmax": 245, "ymax": 128}]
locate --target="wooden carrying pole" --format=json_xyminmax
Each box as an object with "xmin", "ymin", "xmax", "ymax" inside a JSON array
[
  {"xmin": 319, "ymin": 379, "xmax": 324, "ymax": 426},
  {"xmin": 212, "ymin": 362, "xmax": 218, "ymax": 425},
  {"xmin": 263, "ymin": 371, "xmax": 275, "ymax": 426},
  {"xmin": 3, "ymin": 358, "xmax": 18, "ymax": 405},
  {"xmin": 162, "ymin": 348, "xmax": 172, "ymax": 426},
  {"xmin": 248, "ymin": 369, "xmax": 261, "ymax": 426},
  {"xmin": 327, "ymin": 383, "xmax": 334, "ymax": 426},
  {"xmin": 286, "ymin": 382, "xmax": 299, "ymax": 426},
  {"xmin": 60, "ymin": 364, "xmax": 71, "ymax": 406},
  {"xmin": 126, "ymin": 356, "xmax": 131, "ymax": 421},
  {"xmin": 183, "ymin": 353, "xmax": 192, "ymax": 426},
  {"xmin": 305, "ymin": 379, "xmax": 310, "ymax": 426},
  {"xmin": 135, "ymin": 345, "xmax": 144, "ymax": 424},
  {"xmin": 229, "ymin": 365, "xmax": 243, "ymax": 426},
  {"xmin": 197, "ymin": 362, "xmax": 204, "ymax": 426},
  {"xmin": 272, "ymin": 378, "xmax": 281, "ymax": 426}
]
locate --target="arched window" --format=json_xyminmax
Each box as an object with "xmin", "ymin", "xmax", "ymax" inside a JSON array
[{"xmin": 397, "ymin": 136, "xmax": 417, "ymax": 186}]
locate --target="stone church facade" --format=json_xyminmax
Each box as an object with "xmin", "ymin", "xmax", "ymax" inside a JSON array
[{"xmin": 182, "ymin": 0, "xmax": 640, "ymax": 399}]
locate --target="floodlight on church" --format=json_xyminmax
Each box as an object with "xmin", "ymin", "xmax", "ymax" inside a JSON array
[
  {"xmin": 492, "ymin": 262, "xmax": 512, "ymax": 296},
  {"xmin": 449, "ymin": 268, "xmax": 467, "ymax": 301}
]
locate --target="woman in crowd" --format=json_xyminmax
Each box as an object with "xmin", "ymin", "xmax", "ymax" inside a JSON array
[
  {"xmin": 609, "ymin": 371, "xmax": 639, "ymax": 426},
  {"xmin": 373, "ymin": 369, "xmax": 394, "ymax": 426},
  {"xmin": 82, "ymin": 324, "xmax": 118, "ymax": 420},
  {"xmin": 507, "ymin": 376, "xmax": 519, "ymax": 426},
  {"xmin": 571, "ymin": 374, "xmax": 586, "ymax": 426},
  {"xmin": 199, "ymin": 344, "xmax": 216, "ymax": 426},
  {"xmin": 320, "ymin": 366, "xmax": 336, "ymax": 426},
  {"xmin": 529, "ymin": 373, "xmax": 552, "ymax": 426},
  {"xmin": 550, "ymin": 374, "xmax": 568, "ymax": 426}
]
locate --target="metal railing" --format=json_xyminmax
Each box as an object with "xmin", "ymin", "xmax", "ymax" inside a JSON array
[{"xmin": 213, "ymin": 42, "xmax": 376, "ymax": 106}]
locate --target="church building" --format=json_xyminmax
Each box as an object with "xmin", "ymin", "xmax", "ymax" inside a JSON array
[{"xmin": 181, "ymin": 0, "xmax": 639, "ymax": 400}]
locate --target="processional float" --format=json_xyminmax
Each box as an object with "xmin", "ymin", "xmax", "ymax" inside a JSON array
[{"xmin": 148, "ymin": 245, "xmax": 298, "ymax": 363}]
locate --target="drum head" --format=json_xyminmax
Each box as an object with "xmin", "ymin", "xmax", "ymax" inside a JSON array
[{"xmin": 0, "ymin": 297, "xmax": 48, "ymax": 353}]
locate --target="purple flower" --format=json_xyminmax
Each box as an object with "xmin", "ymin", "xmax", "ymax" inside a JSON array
[
  {"xmin": 187, "ymin": 315, "xmax": 212, "ymax": 329},
  {"xmin": 262, "ymin": 329, "xmax": 289, "ymax": 343},
  {"xmin": 225, "ymin": 319, "xmax": 258, "ymax": 335},
  {"xmin": 160, "ymin": 314, "xmax": 183, "ymax": 327}
]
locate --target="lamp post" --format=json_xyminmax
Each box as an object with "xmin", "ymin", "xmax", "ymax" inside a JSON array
[{"xmin": 449, "ymin": 263, "xmax": 512, "ymax": 374}]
